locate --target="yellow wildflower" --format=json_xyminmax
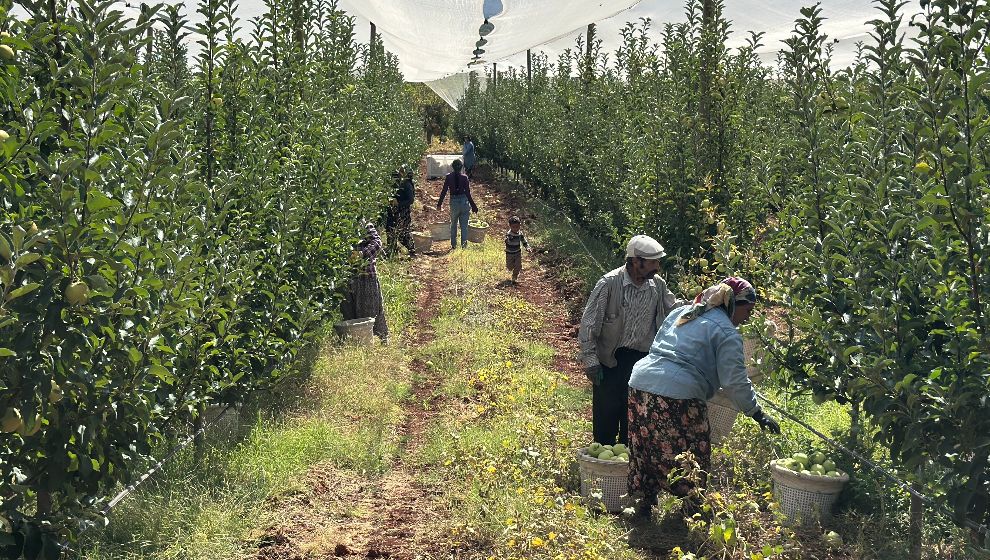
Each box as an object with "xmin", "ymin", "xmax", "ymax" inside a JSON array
[{"xmin": 531, "ymin": 537, "xmax": 545, "ymax": 547}]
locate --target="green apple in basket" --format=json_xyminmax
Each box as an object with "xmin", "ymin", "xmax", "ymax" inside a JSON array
[
  {"xmin": 588, "ymin": 442, "xmax": 603, "ymax": 456},
  {"xmin": 811, "ymin": 451, "xmax": 827, "ymax": 465},
  {"xmin": 827, "ymin": 470, "xmax": 841, "ymax": 477},
  {"xmin": 810, "ymin": 464, "xmax": 827, "ymax": 475},
  {"xmin": 597, "ymin": 450, "xmax": 614, "ymax": 460},
  {"xmin": 776, "ymin": 458, "xmax": 797, "ymax": 471},
  {"xmin": 791, "ymin": 452, "xmax": 810, "ymax": 468},
  {"xmin": 822, "ymin": 458, "xmax": 836, "ymax": 471},
  {"xmin": 612, "ymin": 443, "xmax": 627, "ymax": 455}
]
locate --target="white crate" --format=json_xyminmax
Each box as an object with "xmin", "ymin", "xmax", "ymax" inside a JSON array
[{"xmin": 426, "ymin": 154, "xmax": 461, "ymax": 178}]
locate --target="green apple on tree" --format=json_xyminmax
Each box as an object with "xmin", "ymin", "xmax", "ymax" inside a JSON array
[
  {"xmin": 1, "ymin": 408, "xmax": 22, "ymax": 433},
  {"xmin": 49, "ymin": 382, "xmax": 63, "ymax": 403},
  {"xmin": 65, "ymin": 280, "xmax": 90, "ymax": 305}
]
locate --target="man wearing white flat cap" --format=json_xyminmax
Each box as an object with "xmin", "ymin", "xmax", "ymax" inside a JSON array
[{"xmin": 578, "ymin": 235, "xmax": 687, "ymax": 446}]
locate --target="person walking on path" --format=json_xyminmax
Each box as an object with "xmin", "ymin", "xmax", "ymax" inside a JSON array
[
  {"xmin": 626, "ymin": 277, "xmax": 780, "ymax": 519},
  {"xmin": 462, "ymin": 136, "xmax": 476, "ymax": 179},
  {"xmin": 436, "ymin": 159, "xmax": 478, "ymax": 250},
  {"xmin": 578, "ymin": 235, "xmax": 687, "ymax": 446},
  {"xmin": 386, "ymin": 166, "xmax": 416, "ymax": 256},
  {"xmin": 504, "ymin": 215, "xmax": 529, "ymax": 285},
  {"xmin": 341, "ymin": 222, "xmax": 389, "ymax": 343}
]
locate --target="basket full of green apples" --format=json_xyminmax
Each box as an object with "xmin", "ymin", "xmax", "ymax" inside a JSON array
[
  {"xmin": 575, "ymin": 442, "xmax": 629, "ymax": 512},
  {"xmin": 770, "ymin": 450, "xmax": 849, "ymax": 525}
]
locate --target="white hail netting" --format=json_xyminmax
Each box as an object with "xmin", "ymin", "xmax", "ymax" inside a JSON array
[
  {"xmin": 330, "ymin": 1, "xmax": 922, "ymax": 107},
  {"xmin": 336, "ymin": 0, "xmax": 643, "ymax": 101}
]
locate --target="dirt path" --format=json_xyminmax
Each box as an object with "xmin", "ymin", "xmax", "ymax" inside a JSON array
[{"xmin": 254, "ymin": 160, "xmax": 588, "ymax": 560}]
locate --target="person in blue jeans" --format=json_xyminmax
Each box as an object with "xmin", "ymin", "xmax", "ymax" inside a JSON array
[{"xmin": 436, "ymin": 159, "xmax": 479, "ymax": 249}]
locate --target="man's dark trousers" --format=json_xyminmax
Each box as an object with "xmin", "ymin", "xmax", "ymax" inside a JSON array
[{"xmin": 592, "ymin": 347, "xmax": 648, "ymax": 445}]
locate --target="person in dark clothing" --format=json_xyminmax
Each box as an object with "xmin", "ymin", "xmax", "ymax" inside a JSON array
[
  {"xmin": 436, "ymin": 159, "xmax": 478, "ymax": 249},
  {"xmin": 386, "ymin": 166, "xmax": 416, "ymax": 256},
  {"xmin": 342, "ymin": 222, "xmax": 389, "ymax": 343}
]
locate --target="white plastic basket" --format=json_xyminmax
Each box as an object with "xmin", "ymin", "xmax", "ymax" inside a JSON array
[
  {"xmin": 333, "ymin": 317, "xmax": 375, "ymax": 344},
  {"xmin": 411, "ymin": 232, "xmax": 433, "ymax": 253},
  {"xmin": 467, "ymin": 223, "xmax": 488, "ymax": 243},
  {"xmin": 430, "ymin": 222, "xmax": 451, "ymax": 241},
  {"xmin": 707, "ymin": 393, "xmax": 739, "ymax": 445},
  {"xmin": 575, "ymin": 449, "xmax": 628, "ymax": 513},
  {"xmin": 770, "ymin": 461, "xmax": 848, "ymax": 525}
]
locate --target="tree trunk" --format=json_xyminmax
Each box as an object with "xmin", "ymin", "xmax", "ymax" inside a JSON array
[
  {"xmin": 369, "ymin": 22, "xmax": 377, "ymax": 60},
  {"xmin": 37, "ymin": 490, "xmax": 52, "ymax": 516}
]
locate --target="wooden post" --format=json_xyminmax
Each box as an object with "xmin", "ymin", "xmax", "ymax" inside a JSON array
[
  {"xmin": 585, "ymin": 23, "xmax": 596, "ymax": 81},
  {"xmin": 526, "ymin": 49, "xmax": 532, "ymax": 87},
  {"xmin": 370, "ymin": 21, "xmax": 377, "ymax": 56},
  {"xmin": 493, "ymin": 63, "xmax": 497, "ymax": 88}
]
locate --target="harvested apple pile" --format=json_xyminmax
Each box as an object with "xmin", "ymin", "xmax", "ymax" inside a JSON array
[
  {"xmin": 773, "ymin": 450, "xmax": 846, "ymax": 478},
  {"xmin": 582, "ymin": 442, "xmax": 629, "ymax": 462}
]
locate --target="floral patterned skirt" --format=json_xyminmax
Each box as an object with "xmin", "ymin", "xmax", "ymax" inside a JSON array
[{"xmin": 627, "ymin": 388, "xmax": 711, "ymax": 500}]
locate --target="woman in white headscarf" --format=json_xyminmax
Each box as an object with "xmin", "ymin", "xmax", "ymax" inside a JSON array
[{"xmin": 626, "ymin": 277, "xmax": 780, "ymax": 519}]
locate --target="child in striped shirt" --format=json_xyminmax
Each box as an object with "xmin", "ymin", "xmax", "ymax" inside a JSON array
[{"xmin": 505, "ymin": 215, "xmax": 529, "ymax": 285}]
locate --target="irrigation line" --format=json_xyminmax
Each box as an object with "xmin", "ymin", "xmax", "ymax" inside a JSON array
[
  {"xmin": 492, "ymin": 167, "xmax": 990, "ymax": 538},
  {"xmin": 79, "ymin": 333, "xmax": 316, "ymax": 542},
  {"xmin": 99, "ymin": 404, "xmax": 234, "ymax": 516}
]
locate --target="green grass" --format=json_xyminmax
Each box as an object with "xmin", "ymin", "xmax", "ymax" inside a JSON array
[{"xmin": 81, "ymin": 258, "xmax": 418, "ymax": 559}]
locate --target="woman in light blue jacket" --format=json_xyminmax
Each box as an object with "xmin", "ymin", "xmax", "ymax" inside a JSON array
[{"xmin": 626, "ymin": 277, "xmax": 780, "ymax": 519}]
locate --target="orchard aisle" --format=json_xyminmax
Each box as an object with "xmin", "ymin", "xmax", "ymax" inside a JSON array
[
  {"xmin": 252, "ymin": 162, "xmax": 604, "ymax": 560},
  {"xmin": 252, "ymin": 189, "xmax": 449, "ymax": 559}
]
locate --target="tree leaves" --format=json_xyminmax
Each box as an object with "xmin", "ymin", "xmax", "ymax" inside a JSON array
[{"xmin": 0, "ymin": 0, "xmax": 422, "ymax": 551}]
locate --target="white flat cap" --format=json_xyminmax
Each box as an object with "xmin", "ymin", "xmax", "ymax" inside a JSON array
[{"xmin": 625, "ymin": 235, "xmax": 666, "ymax": 260}]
